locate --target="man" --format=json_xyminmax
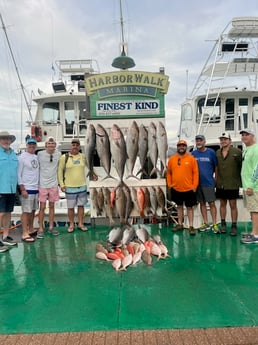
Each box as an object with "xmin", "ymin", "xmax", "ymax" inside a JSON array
[
  {"xmin": 0, "ymin": 131, "xmax": 18, "ymax": 252},
  {"xmin": 216, "ymin": 132, "xmax": 242, "ymax": 236},
  {"xmin": 37, "ymin": 137, "xmax": 61, "ymax": 238},
  {"xmin": 192, "ymin": 134, "xmax": 219, "ymax": 233},
  {"xmin": 166, "ymin": 139, "xmax": 199, "ymax": 235},
  {"xmin": 58, "ymin": 138, "xmax": 95, "ymax": 233},
  {"xmin": 18, "ymin": 137, "xmax": 39, "ymax": 242},
  {"xmin": 240, "ymin": 128, "xmax": 258, "ymax": 244}
]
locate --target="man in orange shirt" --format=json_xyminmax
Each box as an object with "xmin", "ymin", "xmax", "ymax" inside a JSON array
[{"xmin": 167, "ymin": 140, "xmax": 199, "ymax": 235}]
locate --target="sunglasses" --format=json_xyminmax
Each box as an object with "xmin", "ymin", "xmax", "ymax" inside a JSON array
[
  {"xmin": 50, "ymin": 154, "xmax": 53, "ymax": 162},
  {"xmin": 178, "ymin": 158, "xmax": 181, "ymax": 166}
]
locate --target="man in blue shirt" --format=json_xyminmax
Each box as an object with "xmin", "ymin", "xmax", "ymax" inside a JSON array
[
  {"xmin": 0, "ymin": 131, "xmax": 18, "ymax": 252},
  {"xmin": 192, "ymin": 134, "xmax": 219, "ymax": 233}
]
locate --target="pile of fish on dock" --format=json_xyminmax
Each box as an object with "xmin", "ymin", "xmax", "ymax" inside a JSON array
[
  {"xmin": 86, "ymin": 120, "xmax": 169, "ymax": 225},
  {"xmin": 95, "ymin": 225, "xmax": 171, "ymax": 271}
]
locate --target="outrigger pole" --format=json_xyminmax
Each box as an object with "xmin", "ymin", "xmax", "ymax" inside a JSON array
[{"xmin": 0, "ymin": 13, "xmax": 33, "ymax": 122}]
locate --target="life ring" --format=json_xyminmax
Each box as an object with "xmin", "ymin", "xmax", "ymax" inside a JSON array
[{"xmin": 31, "ymin": 124, "xmax": 42, "ymax": 142}]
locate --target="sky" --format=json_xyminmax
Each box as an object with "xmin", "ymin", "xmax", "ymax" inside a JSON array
[{"xmin": 1, "ymin": 0, "xmax": 258, "ymax": 150}]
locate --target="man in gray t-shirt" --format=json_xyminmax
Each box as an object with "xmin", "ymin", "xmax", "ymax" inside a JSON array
[{"xmin": 37, "ymin": 137, "xmax": 61, "ymax": 237}]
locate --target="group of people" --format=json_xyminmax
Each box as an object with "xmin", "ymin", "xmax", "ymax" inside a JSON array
[
  {"xmin": 0, "ymin": 132, "xmax": 93, "ymax": 253},
  {"xmin": 167, "ymin": 129, "xmax": 258, "ymax": 244}
]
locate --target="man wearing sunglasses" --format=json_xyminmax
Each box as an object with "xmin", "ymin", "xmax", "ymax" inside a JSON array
[
  {"xmin": 37, "ymin": 137, "xmax": 61, "ymax": 238},
  {"xmin": 167, "ymin": 140, "xmax": 199, "ymax": 235}
]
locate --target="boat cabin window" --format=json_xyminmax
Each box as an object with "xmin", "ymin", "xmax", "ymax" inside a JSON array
[
  {"xmin": 253, "ymin": 97, "xmax": 258, "ymax": 106},
  {"xmin": 181, "ymin": 103, "xmax": 192, "ymax": 121},
  {"xmin": 239, "ymin": 98, "xmax": 248, "ymax": 129},
  {"xmin": 65, "ymin": 101, "xmax": 75, "ymax": 135},
  {"xmin": 42, "ymin": 102, "xmax": 60, "ymax": 124},
  {"xmin": 225, "ymin": 98, "xmax": 235, "ymax": 130},
  {"xmin": 78, "ymin": 101, "xmax": 87, "ymax": 134},
  {"xmin": 196, "ymin": 98, "xmax": 221, "ymax": 124}
]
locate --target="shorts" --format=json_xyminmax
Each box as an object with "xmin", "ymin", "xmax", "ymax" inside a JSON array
[
  {"xmin": 243, "ymin": 191, "xmax": 258, "ymax": 212},
  {"xmin": 21, "ymin": 194, "xmax": 39, "ymax": 213},
  {"xmin": 39, "ymin": 187, "xmax": 60, "ymax": 203},
  {"xmin": 196, "ymin": 186, "xmax": 216, "ymax": 203},
  {"xmin": 0, "ymin": 194, "xmax": 16, "ymax": 213},
  {"xmin": 216, "ymin": 188, "xmax": 239, "ymax": 200},
  {"xmin": 66, "ymin": 190, "xmax": 88, "ymax": 208},
  {"xmin": 170, "ymin": 188, "xmax": 197, "ymax": 207}
]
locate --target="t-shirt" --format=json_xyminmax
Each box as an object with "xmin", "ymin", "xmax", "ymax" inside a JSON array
[
  {"xmin": 18, "ymin": 152, "xmax": 39, "ymax": 190},
  {"xmin": 192, "ymin": 148, "xmax": 217, "ymax": 187},
  {"xmin": 38, "ymin": 150, "xmax": 61, "ymax": 188},
  {"xmin": 241, "ymin": 143, "xmax": 258, "ymax": 191}
]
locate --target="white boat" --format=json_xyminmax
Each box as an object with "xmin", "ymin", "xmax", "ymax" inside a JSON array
[
  {"xmin": 20, "ymin": 59, "xmax": 100, "ymax": 153},
  {"xmin": 178, "ymin": 17, "xmax": 258, "ymax": 150}
]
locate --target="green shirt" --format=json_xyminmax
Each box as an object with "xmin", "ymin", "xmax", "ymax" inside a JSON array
[
  {"xmin": 216, "ymin": 146, "xmax": 242, "ymax": 190},
  {"xmin": 241, "ymin": 143, "xmax": 258, "ymax": 191}
]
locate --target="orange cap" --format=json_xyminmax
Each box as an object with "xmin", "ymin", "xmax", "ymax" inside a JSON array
[{"xmin": 177, "ymin": 140, "xmax": 187, "ymax": 146}]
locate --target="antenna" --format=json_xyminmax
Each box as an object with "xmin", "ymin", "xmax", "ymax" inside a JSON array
[
  {"xmin": 111, "ymin": 0, "xmax": 135, "ymax": 70},
  {"xmin": 0, "ymin": 13, "xmax": 33, "ymax": 121}
]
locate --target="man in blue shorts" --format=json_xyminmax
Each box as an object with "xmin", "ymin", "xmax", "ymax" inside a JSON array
[
  {"xmin": 0, "ymin": 131, "xmax": 18, "ymax": 252},
  {"xmin": 192, "ymin": 134, "xmax": 219, "ymax": 233}
]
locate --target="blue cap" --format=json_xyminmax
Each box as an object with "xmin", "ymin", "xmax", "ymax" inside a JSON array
[{"xmin": 26, "ymin": 138, "xmax": 37, "ymax": 144}]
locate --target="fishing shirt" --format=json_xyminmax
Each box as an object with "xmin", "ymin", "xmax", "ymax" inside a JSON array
[
  {"xmin": 18, "ymin": 152, "xmax": 39, "ymax": 191},
  {"xmin": 192, "ymin": 148, "xmax": 217, "ymax": 187},
  {"xmin": 241, "ymin": 143, "xmax": 258, "ymax": 191},
  {"xmin": 166, "ymin": 153, "xmax": 199, "ymax": 192},
  {"xmin": 0, "ymin": 146, "xmax": 18, "ymax": 194},
  {"xmin": 38, "ymin": 150, "xmax": 61, "ymax": 188},
  {"xmin": 216, "ymin": 146, "xmax": 242, "ymax": 190},
  {"xmin": 58, "ymin": 152, "xmax": 87, "ymax": 188}
]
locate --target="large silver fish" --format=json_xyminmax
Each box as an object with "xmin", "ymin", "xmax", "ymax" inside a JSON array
[
  {"xmin": 147, "ymin": 122, "xmax": 158, "ymax": 177},
  {"xmin": 103, "ymin": 188, "xmax": 115, "ymax": 226},
  {"xmin": 157, "ymin": 121, "xmax": 168, "ymax": 177},
  {"xmin": 95, "ymin": 124, "xmax": 112, "ymax": 179},
  {"xmin": 149, "ymin": 186, "xmax": 158, "ymax": 217},
  {"xmin": 125, "ymin": 120, "xmax": 139, "ymax": 178},
  {"xmin": 91, "ymin": 187, "xmax": 102, "ymax": 216},
  {"xmin": 84, "ymin": 123, "xmax": 96, "ymax": 180},
  {"xmin": 110, "ymin": 124, "xmax": 127, "ymax": 181},
  {"xmin": 108, "ymin": 227, "xmax": 123, "ymax": 245},
  {"xmin": 96, "ymin": 187, "xmax": 104, "ymax": 215},
  {"xmin": 122, "ymin": 226, "xmax": 136, "ymax": 245},
  {"xmin": 136, "ymin": 124, "xmax": 148, "ymax": 177},
  {"xmin": 115, "ymin": 185, "xmax": 127, "ymax": 226},
  {"xmin": 136, "ymin": 226, "xmax": 150, "ymax": 243},
  {"xmin": 123, "ymin": 184, "xmax": 134, "ymax": 224}
]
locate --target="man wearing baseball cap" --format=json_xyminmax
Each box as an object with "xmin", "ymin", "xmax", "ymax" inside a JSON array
[
  {"xmin": 216, "ymin": 132, "xmax": 242, "ymax": 235},
  {"xmin": 167, "ymin": 139, "xmax": 199, "ymax": 235},
  {"xmin": 240, "ymin": 128, "xmax": 258, "ymax": 244}
]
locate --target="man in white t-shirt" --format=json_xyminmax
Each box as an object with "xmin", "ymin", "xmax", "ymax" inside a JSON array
[
  {"xmin": 37, "ymin": 137, "xmax": 61, "ymax": 238},
  {"xmin": 18, "ymin": 138, "xmax": 39, "ymax": 242}
]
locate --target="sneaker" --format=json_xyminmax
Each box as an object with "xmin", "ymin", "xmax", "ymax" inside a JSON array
[
  {"xmin": 212, "ymin": 224, "xmax": 221, "ymax": 234},
  {"xmin": 0, "ymin": 241, "xmax": 9, "ymax": 253},
  {"xmin": 220, "ymin": 222, "xmax": 227, "ymax": 234},
  {"xmin": 189, "ymin": 226, "xmax": 196, "ymax": 236},
  {"xmin": 241, "ymin": 234, "xmax": 258, "ymax": 244},
  {"xmin": 2, "ymin": 236, "xmax": 17, "ymax": 246},
  {"xmin": 199, "ymin": 223, "xmax": 210, "ymax": 232},
  {"xmin": 48, "ymin": 228, "xmax": 60, "ymax": 236},
  {"xmin": 230, "ymin": 226, "xmax": 237, "ymax": 236},
  {"xmin": 37, "ymin": 231, "xmax": 44, "ymax": 239},
  {"xmin": 172, "ymin": 224, "xmax": 184, "ymax": 232}
]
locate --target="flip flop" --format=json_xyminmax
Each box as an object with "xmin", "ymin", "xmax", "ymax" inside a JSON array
[
  {"xmin": 29, "ymin": 230, "xmax": 38, "ymax": 236},
  {"xmin": 78, "ymin": 225, "xmax": 88, "ymax": 231},
  {"xmin": 22, "ymin": 236, "xmax": 35, "ymax": 243},
  {"xmin": 67, "ymin": 226, "xmax": 74, "ymax": 233}
]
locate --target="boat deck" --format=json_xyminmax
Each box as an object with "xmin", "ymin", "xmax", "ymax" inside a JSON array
[{"xmin": 1, "ymin": 222, "xmax": 258, "ymax": 344}]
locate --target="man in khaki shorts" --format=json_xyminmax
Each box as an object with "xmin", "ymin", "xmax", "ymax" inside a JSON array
[{"xmin": 37, "ymin": 137, "xmax": 61, "ymax": 238}]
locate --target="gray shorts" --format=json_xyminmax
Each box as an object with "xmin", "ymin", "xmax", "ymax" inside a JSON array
[
  {"xmin": 21, "ymin": 194, "xmax": 39, "ymax": 212},
  {"xmin": 196, "ymin": 186, "xmax": 216, "ymax": 203},
  {"xmin": 243, "ymin": 191, "xmax": 258, "ymax": 212},
  {"xmin": 66, "ymin": 191, "xmax": 87, "ymax": 208}
]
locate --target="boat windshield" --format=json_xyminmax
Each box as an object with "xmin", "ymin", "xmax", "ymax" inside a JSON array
[{"xmin": 42, "ymin": 102, "xmax": 60, "ymax": 124}]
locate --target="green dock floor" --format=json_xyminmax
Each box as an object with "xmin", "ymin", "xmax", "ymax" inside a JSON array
[{"xmin": 0, "ymin": 222, "xmax": 258, "ymax": 334}]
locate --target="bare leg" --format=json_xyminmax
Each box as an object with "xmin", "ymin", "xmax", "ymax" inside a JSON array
[
  {"xmin": 251, "ymin": 212, "xmax": 258, "ymax": 236},
  {"xmin": 1, "ymin": 212, "xmax": 11, "ymax": 238},
  {"xmin": 77, "ymin": 206, "xmax": 85, "ymax": 227},
  {"xmin": 186, "ymin": 207, "xmax": 194, "ymax": 227},
  {"xmin": 38, "ymin": 202, "xmax": 46, "ymax": 232},
  {"xmin": 209, "ymin": 201, "xmax": 217, "ymax": 224},
  {"xmin": 68, "ymin": 208, "xmax": 75, "ymax": 228},
  {"xmin": 200, "ymin": 202, "xmax": 208, "ymax": 224},
  {"xmin": 48, "ymin": 202, "xmax": 55, "ymax": 229},
  {"xmin": 229, "ymin": 199, "xmax": 238, "ymax": 223},
  {"xmin": 219, "ymin": 199, "xmax": 227, "ymax": 221}
]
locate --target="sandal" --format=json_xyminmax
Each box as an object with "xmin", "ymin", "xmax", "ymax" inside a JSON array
[
  {"xmin": 22, "ymin": 236, "xmax": 35, "ymax": 243},
  {"xmin": 67, "ymin": 225, "xmax": 74, "ymax": 233},
  {"xmin": 78, "ymin": 225, "xmax": 88, "ymax": 231}
]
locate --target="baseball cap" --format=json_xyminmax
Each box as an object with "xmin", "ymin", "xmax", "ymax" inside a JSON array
[
  {"xmin": 240, "ymin": 128, "xmax": 255, "ymax": 135},
  {"xmin": 177, "ymin": 139, "xmax": 187, "ymax": 146},
  {"xmin": 219, "ymin": 132, "xmax": 231, "ymax": 139},
  {"xmin": 71, "ymin": 138, "xmax": 80, "ymax": 145},
  {"xmin": 195, "ymin": 134, "xmax": 205, "ymax": 140},
  {"xmin": 26, "ymin": 138, "xmax": 37, "ymax": 144},
  {"xmin": 45, "ymin": 136, "xmax": 56, "ymax": 143}
]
